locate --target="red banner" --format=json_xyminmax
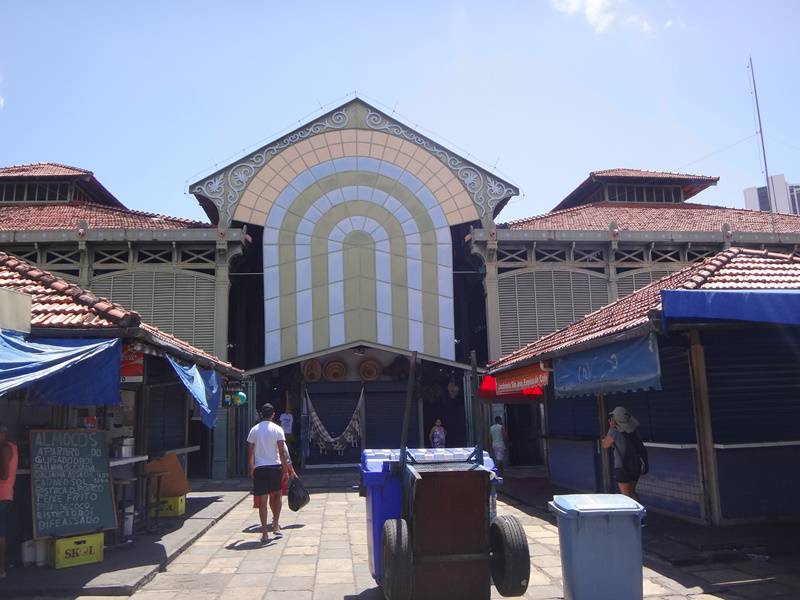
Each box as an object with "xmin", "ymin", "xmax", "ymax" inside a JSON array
[
  {"xmin": 495, "ymin": 363, "xmax": 549, "ymax": 395},
  {"xmin": 120, "ymin": 345, "xmax": 144, "ymax": 383}
]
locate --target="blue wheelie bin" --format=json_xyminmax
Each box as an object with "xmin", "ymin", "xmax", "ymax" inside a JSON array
[
  {"xmin": 548, "ymin": 494, "xmax": 646, "ymax": 600},
  {"xmin": 360, "ymin": 447, "xmax": 498, "ymax": 585}
]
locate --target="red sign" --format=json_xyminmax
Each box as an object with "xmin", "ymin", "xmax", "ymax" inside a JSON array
[
  {"xmin": 120, "ymin": 345, "xmax": 144, "ymax": 383},
  {"xmin": 495, "ymin": 363, "xmax": 549, "ymax": 396}
]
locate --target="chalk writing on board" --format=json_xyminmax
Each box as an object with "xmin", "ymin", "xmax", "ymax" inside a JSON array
[{"xmin": 30, "ymin": 430, "xmax": 117, "ymax": 539}]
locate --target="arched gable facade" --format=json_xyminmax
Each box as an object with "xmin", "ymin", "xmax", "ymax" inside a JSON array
[{"xmin": 192, "ymin": 99, "xmax": 517, "ymax": 366}]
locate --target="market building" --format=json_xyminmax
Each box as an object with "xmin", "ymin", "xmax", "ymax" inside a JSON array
[
  {"xmin": 189, "ymin": 98, "xmax": 518, "ymax": 466},
  {"xmin": 471, "ymin": 168, "xmax": 800, "ymax": 467},
  {"xmin": 0, "ymin": 250, "xmax": 242, "ymax": 561},
  {"xmin": 0, "ymin": 163, "xmax": 245, "ymax": 478},
  {"xmin": 489, "ymin": 247, "xmax": 800, "ymax": 525}
]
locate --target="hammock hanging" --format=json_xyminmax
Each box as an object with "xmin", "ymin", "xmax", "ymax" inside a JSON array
[{"xmin": 307, "ymin": 391, "xmax": 363, "ymax": 455}]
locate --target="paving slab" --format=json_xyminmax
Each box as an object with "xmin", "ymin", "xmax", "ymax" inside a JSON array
[{"xmin": 2, "ymin": 490, "xmax": 248, "ymax": 597}]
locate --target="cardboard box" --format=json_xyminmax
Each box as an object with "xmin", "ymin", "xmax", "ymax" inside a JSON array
[
  {"xmin": 50, "ymin": 533, "xmax": 104, "ymax": 569},
  {"xmin": 149, "ymin": 494, "xmax": 186, "ymax": 517}
]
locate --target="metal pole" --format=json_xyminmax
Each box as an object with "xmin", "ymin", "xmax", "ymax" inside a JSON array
[
  {"xmin": 399, "ymin": 351, "xmax": 418, "ymax": 464},
  {"xmin": 750, "ymin": 55, "xmax": 777, "ymax": 223},
  {"xmin": 470, "ymin": 351, "xmax": 484, "ymax": 465}
]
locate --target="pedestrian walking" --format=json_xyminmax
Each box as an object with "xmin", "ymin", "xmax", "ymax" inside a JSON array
[
  {"xmin": 429, "ymin": 417, "xmax": 447, "ymax": 448},
  {"xmin": 248, "ymin": 404, "xmax": 297, "ymax": 542},
  {"xmin": 489, "ymin": 416, "xmax": 509, "ymax": 476},
  {"xmin": 602, "ymin": 406, "xmax": 649, "ymax": 499},
  {"xmin": 0, "ymin": 423, "xmax": 18, "ymax": 578}
]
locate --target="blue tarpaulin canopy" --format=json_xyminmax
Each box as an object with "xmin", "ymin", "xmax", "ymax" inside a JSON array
[
  {"xmin": 661, "ymin": 289, "xmax": 800, "ymax": 326},
  {"xmin": 554, "ymin": 334, "xmax": 662, "ymax": 398},
  {"xmin": 166, "ymin": 355, "xmax": 220, "ymax": 429},
  {"xmin": 0, "ymin": 329, "xmax": 121, "ymax": 405}
]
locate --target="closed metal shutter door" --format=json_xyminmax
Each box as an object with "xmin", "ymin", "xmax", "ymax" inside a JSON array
[
  {"xmin": 703, "ymin": 328, "xmax": 800, "ymax": 443},
  {"xmin": 364, "ymin": 381, "xmax": 420, "ymax": 449},
  {"xmin": 91, "ymin": 270, "xmax": 216, "ymax": 353},
  {"xmin": 498, "ymin": 270, "xmax": 609, "ymax": 355},
  {"xmin": 147, "ymin": 384, "xmax": 186, "ymax": 454}
]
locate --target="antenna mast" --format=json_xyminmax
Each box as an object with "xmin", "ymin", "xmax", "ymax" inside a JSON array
[{"xmin": 749, "ymin": 56, "xmax": 777, "ymax": 213}]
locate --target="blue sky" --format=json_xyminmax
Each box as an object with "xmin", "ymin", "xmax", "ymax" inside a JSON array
[{"xmin": 1, "ymin": 1, "xmax": 798, "ymax": 222}]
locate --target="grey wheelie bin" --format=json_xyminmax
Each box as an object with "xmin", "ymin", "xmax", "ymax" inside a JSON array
[{"xmin": 548, "ymin": 494, "xmax": 646, "ymax": 600}]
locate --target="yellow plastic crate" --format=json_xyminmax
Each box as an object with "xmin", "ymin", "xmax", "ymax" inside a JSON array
[
  {"xmin": 50, "ymin": 532, "xmax": 104, "ymax": 569},
  {"xmin": 149, "ymin": 494, "xmax": 186, "ymax": 517}
]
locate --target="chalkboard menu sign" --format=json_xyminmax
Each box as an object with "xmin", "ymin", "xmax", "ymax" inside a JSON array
[{"xmin": 30, "ymin": 430, "xmax": 117, "ymax": 539}]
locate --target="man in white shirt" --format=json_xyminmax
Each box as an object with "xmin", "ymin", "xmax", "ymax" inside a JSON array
[{"xmin": 247, "ymin": 403, "xmax": 297, "ymax": 542}]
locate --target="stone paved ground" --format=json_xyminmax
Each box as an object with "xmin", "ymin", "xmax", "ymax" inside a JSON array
[{"xmin": 62, "ymin": 488, "xmax": 800, "ymax": 600}]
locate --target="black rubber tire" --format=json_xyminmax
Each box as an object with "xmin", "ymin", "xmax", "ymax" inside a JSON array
[
  {"xmin": 381, "ymin": 518, "xmax": 413, "ymax": 600},
  {"xmin": 490, "ymin": 515, "xmax": 531, "ymax": 597}
]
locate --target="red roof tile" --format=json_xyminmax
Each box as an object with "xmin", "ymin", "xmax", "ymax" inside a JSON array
[
  {"xmin": 0, "ymin": 163, "xmax": 91, "ymax": 178},
  {"xmin": 490, "ymin": 248, "xmax": 800, "ymax": 373},
  {"xmin": 0, "ymin": 200, "xmax": 210, "ymax": 230},
  {"xmin": 504, "ymin": 202, "xmax": 800, "ymax": 234},
  {"xmin": 0, "ymin": 252, "xmax": 240, "ymax": 376}
]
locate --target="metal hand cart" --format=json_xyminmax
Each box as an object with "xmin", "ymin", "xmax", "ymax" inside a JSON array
[{"xmin": 360, "ymin": 352, "xmax": 530, "ymax": 600}]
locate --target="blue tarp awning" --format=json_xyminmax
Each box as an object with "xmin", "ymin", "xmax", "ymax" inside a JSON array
[
  {"xmin": 166, "ymin": 355, "xmax": 220, "ymax": 429},
  {"xmin": 554, "ymin": 334, "xmax": 662, "ymax": 398},
  {"xmin": 662, "ymin": 289, "xmax": 800, "ymax": 326},
  {"xmin": 0, "ymin": 329, "xmax": 121, "ymax": 405}
]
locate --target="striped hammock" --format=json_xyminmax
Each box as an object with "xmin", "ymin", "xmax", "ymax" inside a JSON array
[{"xmin": 307, "ymin": 392, "xmax": 363, "ymax": 455}]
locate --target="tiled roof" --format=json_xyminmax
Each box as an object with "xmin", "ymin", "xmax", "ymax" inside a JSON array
[
  {"xmin": 0, "ymin": 163, "xmax": 91, "ymax": 178},
  {"xmin": 504, "ymin": 202, "xmax": 800, "ymax": 234},
  {"xmin": 590, "ymin": 168, "xmax": 718, "ymax": 182},
  {"xmin": 490, "ymin": 248, "xmax": 800, "ymax": 373},
  {"xmin": 0, "ymin": 200, "xmax": 210, "ymax": 230},
  {"xmin": 551, "ymin": 168, "xmax": 719, "ymax": 211},
  {"xmin": 0, "ymin": 252, "xmax": 241, "ymax": 377}
]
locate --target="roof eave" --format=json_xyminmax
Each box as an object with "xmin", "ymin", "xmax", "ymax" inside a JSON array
[{"xmin": 489, "ymin": 320, "xmax": 656, "ymax": 376}]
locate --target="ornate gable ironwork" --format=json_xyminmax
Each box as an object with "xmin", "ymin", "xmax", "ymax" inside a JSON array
[{"xmin": 190, "ymin": 99, "xmax": 518, "ymax": 228}]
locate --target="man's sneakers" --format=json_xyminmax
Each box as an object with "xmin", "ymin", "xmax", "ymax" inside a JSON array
[{"xmin": 272, "ymin": 523, "xmax": 283, "ymax": 538}]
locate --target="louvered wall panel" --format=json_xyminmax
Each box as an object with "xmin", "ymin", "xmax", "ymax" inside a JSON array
[
  {"xmin": 91, "ymin": 270, "xmax": 216, "ymax": 353},
  {"xmin": 498, "ymin": 269, "xmax": 609, "ymax": 355},
  {"xmin": 617, "ymin": 269, "xmax": 674, "ymax": 299}
]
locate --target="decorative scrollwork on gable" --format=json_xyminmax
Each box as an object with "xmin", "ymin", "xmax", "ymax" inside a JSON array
[
  {"xmin": 192, "ymin": 109, "xmax": 350, "ymax": 227},
  {"xmin": 364, "ymin": 110, "xmax": 517, "ymax": 220}
]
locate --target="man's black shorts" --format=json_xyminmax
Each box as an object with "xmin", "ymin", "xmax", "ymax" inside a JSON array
[
  {"xmin": 0, "ymin": 500, "xmax": 11, "ymax": 536},
  {"xmin": 253, "ymin": 465, "xmax": 282, "ymax": 496}
]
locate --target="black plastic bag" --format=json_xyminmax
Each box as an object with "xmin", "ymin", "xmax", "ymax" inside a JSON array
[{"xmin": 288, "ymin": 477, "xmax": 310, "ymax": 512}]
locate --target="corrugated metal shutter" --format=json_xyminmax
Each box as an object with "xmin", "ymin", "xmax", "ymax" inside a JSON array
[
  {"xmin": 604, "ymin": 337, "xmax": 695, "ymax": 443},
  {"xmin": 147, "ymin": 384, "xmax": 186, "ymax": 453},
  {"xmin": 617, "ymin": 269, "xmax": 673, "ymax": 298},
  {"xmin": 364, "ymin": 381, "xmax": 420, "ymax": 449},
  {"xmin": 91, "ymin": 270, "xmax": 216, "ymax": 353},
  {"xmin": 703, "ymin": 328, "xmax": 800, "ymax": 443},
  {"xmin": 498, "ymin": 270, "xmax": 609, "ymax": 355}
]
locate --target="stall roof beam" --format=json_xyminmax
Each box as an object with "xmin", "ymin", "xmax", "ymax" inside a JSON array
[{"xmin": 245, "ymin": 340, "xmax": 485, "ymax": 376}]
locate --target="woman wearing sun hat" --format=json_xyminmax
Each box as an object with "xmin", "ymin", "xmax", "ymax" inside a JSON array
[{"xmin": 602, "ymin": 406, "xmax": 648, "ymax": 499}]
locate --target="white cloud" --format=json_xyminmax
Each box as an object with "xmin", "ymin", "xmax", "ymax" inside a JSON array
[
  {"xmin": 625, "ymin": 14, "xmax": 653, "ymax": 34},
  {"xmin": 664, "ymin": 19, "xmax": 673, "ymax": 29},
  {"xmin": 0, "ymin": 96, "xmax": 4, "ymax": 110},
  {"xmin": 550, "ymin": 0, "xmax": 655, "ymax": 34}
]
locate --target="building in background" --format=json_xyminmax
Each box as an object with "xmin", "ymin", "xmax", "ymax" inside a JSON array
[
  {"xmin": 0, "ymin": 163, "xmax": 245, "ymax": 478},
  {"xmin": 190, "ymin": 98, "xmax": 518, "ymax": 467},
  {"xmin": 744, "ymin": 173, "xmax": 800, "ymax": 214}
]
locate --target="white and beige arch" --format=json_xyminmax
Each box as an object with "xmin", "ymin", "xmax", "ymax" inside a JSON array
[{"xmin": 190, "ymin": 100, "xmax": 518, "ymax": 365}]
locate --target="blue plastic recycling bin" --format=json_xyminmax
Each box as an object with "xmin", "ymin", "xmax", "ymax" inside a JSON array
[
  {"xmin": 548, "ymin": 494, "xmax": 646, "ymax": 600},
  {"xmin": 361, "ymin": 448, "xmax": 497, "ymax": 583}
]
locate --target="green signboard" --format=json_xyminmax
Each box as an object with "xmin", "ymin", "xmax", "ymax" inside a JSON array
[{"xmin": 30, "ymin": 430, "xmax": 117, "ymax": 539}]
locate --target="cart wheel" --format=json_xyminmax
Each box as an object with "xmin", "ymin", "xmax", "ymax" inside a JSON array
[
  {"xmin": 381, "ymin": 518, "xmax": 413, "ymax": 600},
  {"xmin": 490, "ymin": 515, "xmax": 530, "ymax": 597}
]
